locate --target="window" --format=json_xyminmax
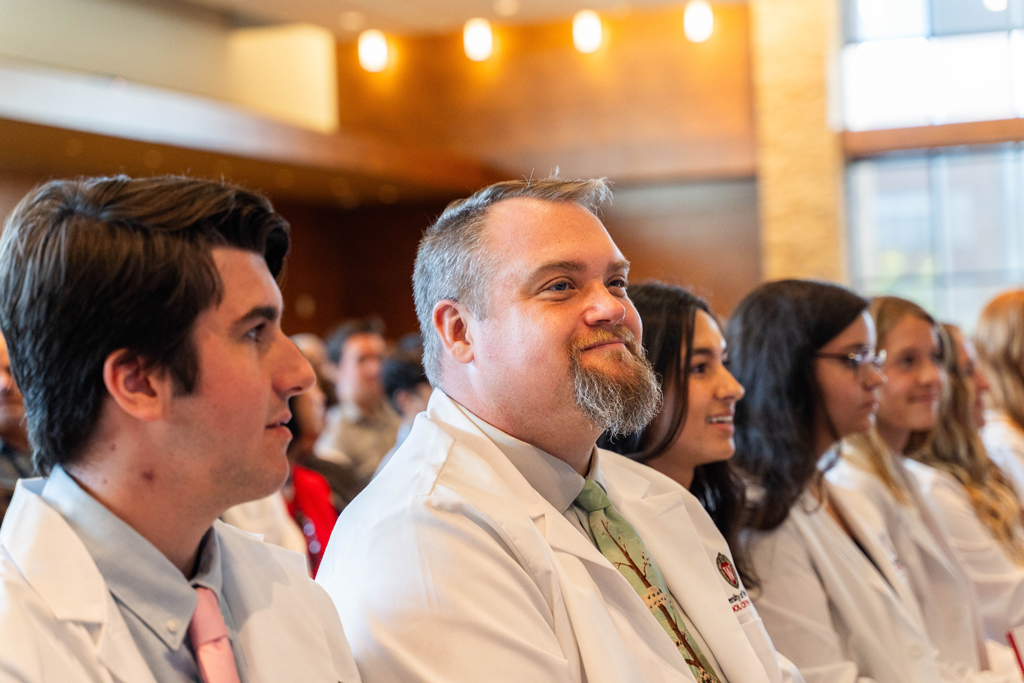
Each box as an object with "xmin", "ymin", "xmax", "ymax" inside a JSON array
[{"xmin": 848, "ymin": 145, "xmax": 1024, "ymax": 330}]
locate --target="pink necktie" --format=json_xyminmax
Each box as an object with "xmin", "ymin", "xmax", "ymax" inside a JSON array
[{"xmin": 189, "ymin": 587, "xmax": 241, "ymax": 683}]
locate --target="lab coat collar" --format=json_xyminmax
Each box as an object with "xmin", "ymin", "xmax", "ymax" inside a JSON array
[{"xmin": 1, "ymin": 478, "xmax": 159, "ymax": 683}]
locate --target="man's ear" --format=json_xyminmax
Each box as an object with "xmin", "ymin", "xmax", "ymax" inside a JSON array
[
  {"xmin": 102, "ymin": 349, "xmax": 173, "ymax": 422},
  {"xmin": 433, "ymin": 300, "xmax": 475, "ymax": 366}
]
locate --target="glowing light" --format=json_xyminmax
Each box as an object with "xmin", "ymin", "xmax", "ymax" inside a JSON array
[
  {"xmin": 684, "ymin": 0, "xmax": 714, "ymax": 43},
  {"xmin": 984, "ymin": 0, "xmax": 1007, "ymax": 11},
  {"xmin": 358, "ymin": 29, "xmax": 388, "ymax": 72},
  {"xmin": 464, "ymin": 18, "xmax": 493, "ymax": 61},
  {"xmin": 573, "ymin": 10, "xmax": 602, "ymax": 54}
]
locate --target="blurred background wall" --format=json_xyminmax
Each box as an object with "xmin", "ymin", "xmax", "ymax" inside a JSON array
[{"xmin": 0, "ymin": 0, "xmax": 1017, "ymax": 337}]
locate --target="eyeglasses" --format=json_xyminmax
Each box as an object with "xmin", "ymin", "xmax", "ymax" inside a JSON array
[{"xmin": 814, "ymin": 349, "xmax": 887, "ymax": 375}]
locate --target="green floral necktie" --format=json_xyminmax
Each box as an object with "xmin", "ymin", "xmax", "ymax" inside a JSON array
[{"xmin": 575, "ymin": 480, "xmax": 721, "ymax": 683}]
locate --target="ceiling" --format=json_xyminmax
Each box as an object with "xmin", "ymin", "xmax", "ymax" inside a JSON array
[{"xmin": 180, "ymin": 0, "xmax": 739, "ymax": 37}]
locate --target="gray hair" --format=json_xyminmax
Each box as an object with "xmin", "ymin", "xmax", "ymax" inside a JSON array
[{"xmin": 413, "ymin": 177, "xmax": 613, "ymax": 385}]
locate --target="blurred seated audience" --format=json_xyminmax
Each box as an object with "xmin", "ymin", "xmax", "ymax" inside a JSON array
[
  {"xmin": 292, "ymin": 331, "xmax": 337, "ymax": 406},
  {"xmin": 0, "ymin": 330, "xmax": 31, "ymax": 525},
  {"xmin": 729, "ymin": 280, "xmax": 953, "ymax": 683},
  {"xmin": 315, "ymin": 316, "xmax": 399, "ymax": 490},
  {"xmin": 976, "ymin": 290, "xmax": 1024, "ymax": 495},
  {"xmin": 831, "ymin": 297, "xmax": 1017, "ymax": 680},
  {"xmin": 905, "ymin": 322, "xmax": 1024, "ymax": 646},
  {"xmin": 374, "ymin": 350, "xmax": 432, "ymax": 477},
  {"xmin": 281, "ymin": 383, "xmax": 357, "ymax": 574}
]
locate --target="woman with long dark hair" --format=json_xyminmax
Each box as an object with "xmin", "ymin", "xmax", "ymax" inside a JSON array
[
  {"xmin": 600, "ymin": 283, "xmax": 747, "ymax": 569},
  {"xmin": 728, "ymin": 280, "xmax": 956, "ymax": 683},
  {"xmin": 602, "ymin": 281, "xmax": 803, "ymax": 683}
]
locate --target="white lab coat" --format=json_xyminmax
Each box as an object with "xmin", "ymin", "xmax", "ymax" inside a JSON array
[
  {"xmin": 747, "ymin": 481, "xmax": 962, "ymax": 683},
  {"xmin": 828, "ymin": 457, "xmax": 1018, "ymax": 682},
  {"xmin": 983, "ymin": 411, "xmax": 1024, "ymax": 498},
  {"xmin": 0, "ymin": 477, "xmax": 362, "ymax": 683},
  {"xmin": 317, "ymin": 389, "xmax": 801, "ymax": 683},
  {"xmin": 903, "ymin": 458, "xmax": 1024, "ymax": 646}
]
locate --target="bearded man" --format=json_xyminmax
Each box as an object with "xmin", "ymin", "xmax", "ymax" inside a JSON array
[{"xmin": 316, "ymin": 179, "xmax": 801, "ymax": 683}]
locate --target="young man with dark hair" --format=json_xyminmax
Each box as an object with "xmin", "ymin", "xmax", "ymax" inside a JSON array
[{"xmin": 0, "ymin": 175, "xmax": 361, "ymax": 683}]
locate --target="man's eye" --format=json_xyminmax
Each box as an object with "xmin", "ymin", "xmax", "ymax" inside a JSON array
[
  {"xmin": 549, "ymin": 281, "xmax": 570, "ymax": 292},
  {"xmin": 609, "ymin": 278, "xmax": 627, "ymax": 288},
  {"xmin": 247, "ymin": 324, "xmax": 266, "ymax": 340}
]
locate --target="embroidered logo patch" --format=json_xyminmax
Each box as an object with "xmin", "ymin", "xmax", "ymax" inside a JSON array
[{"xmin": 717, "ymin": 552, "xmax": 739, "ymax": 588}]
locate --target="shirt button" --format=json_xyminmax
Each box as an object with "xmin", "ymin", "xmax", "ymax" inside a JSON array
[
  {"xmin": 166, "ymin": 619, "xmax": 179, "ymax": 634},
  {"xmin": 908, "ymin": 644, "xmax": 924, "ymax": 658}
]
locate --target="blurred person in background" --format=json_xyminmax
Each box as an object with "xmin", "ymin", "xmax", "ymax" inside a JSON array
[
  {"xmin": 315, "ymin": 316, "xmax": 399, "ymax": 490},
  {"xmin": 729, "ymin": 280, "xmax": 954, "ymax": 683},
  {"xmin": 831, "ymin": 296, "xmax": 1017, "ymax": 682},
  {"xmin": 904, "ymin": 322, "xmax": 1024, "ymax": 649},
  {"xmin": 283, "ymin": 385, "xmax": 344, "ymax": 577},
  {"xmin": 292, "ymin": 332, "xmax": 337, "ymax": 406},
  {"xmin": 976, "ymin": 290, "xmax": 1024, "ymax": 495},
  {"xmin": 373, "ymin": 351, "xmax": 432, "ymax": 477},
  {"xmin": 0, "ymin": 329, "xmax": 31, "ymax": 525}
]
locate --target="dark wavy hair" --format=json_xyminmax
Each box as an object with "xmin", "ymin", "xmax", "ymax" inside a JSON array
[
  {"xmin": 0, "ymin": 175, "xmax": 289, "ymax": 474},
  {"xmin": 727, "ymin": 280, "xmax": 868, "ymax": 536},
  {"xmin": 599, "ymin": 282, "xmax": 748, "ymax": 564}
]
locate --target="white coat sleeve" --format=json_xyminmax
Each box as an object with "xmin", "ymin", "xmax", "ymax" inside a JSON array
[
  {"xmin": 317, "ymin": 501, "xmax": 578, "ymax": 683},
  {"xmin": 747, "ymin": 527, "xmax": 875, "ymax": 683},
  {"xmin": 927, "ymin": 477, "xmax": 1024, "ymax": 642}
]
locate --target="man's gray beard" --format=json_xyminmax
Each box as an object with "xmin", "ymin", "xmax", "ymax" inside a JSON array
[{"xmin": 569, "ymin": 342, "xmax": 662, "ymax": 437}]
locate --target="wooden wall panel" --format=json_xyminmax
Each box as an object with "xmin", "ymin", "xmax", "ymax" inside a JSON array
[{"xmin": 335, "ymin": 4, "xmax": 755, "ymax": 182}]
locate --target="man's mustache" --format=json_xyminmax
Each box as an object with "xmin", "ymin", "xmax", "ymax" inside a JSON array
[{"xmin": 568, "ymin": 325, "xmax": 643, "ymax": 360}]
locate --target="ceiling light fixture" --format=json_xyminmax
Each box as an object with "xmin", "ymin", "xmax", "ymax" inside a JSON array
[
  {"xmin": 984, "ymin": 0, "xmax": 1008, "ymax": 11},
  {"xmin": 684, "ymin": 0, "xmax": 714, "ymax": 43},
  {"xmin": 573, "ymin": 10, "xmax": 602, "ymax": 54},
  {"xmin": 358, "ymin": 29, "xmax": 389, "ymax": 72},
  {"xmin": 464, "ymin": 18, "xmax": 493, "ymax": 61}
]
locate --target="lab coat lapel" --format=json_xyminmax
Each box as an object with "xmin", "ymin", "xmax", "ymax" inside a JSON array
[
  {"xmin": 426, "ymin": 393, "xmax": 694, "ymax": 680},
  {"xmin": 607, "ymin": 462, "xmax": 773, "ymax": 683},
  {"xmin": 2, "ymin": 480, "xmax": 158, "ymax": 683},
  {"xmin": 828, "ymin": 484, "xmax": 924, "ymax": 622}
]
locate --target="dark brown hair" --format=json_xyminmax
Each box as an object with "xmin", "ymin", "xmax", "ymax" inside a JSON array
[{"xmin": 0, "ymin": 175, "xmax": 289, "ymax": 474}]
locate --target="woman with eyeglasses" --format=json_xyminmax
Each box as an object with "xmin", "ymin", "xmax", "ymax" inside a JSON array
[
  {"xmin": 729, "ymin": 280, "xmax": 958, "ymax": 683},
  {"xmin": 829, "ymin": 296, "xmax": 1016, "ymax": 682},
  {"xmin": 904, "ymin": 322, "xmax": 1024, "ymax": 651}
]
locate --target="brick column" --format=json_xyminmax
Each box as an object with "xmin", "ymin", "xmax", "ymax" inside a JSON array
[{"xmin": 750, "ymin": 0, "xmax": 848, "ymax": 283}]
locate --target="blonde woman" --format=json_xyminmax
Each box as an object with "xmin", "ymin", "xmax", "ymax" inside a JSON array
[
  {"xmin": 904, "ymin": 322, "xmax": 1024, "ymax": 647},
  {"xmin": 829, "ymin": 297, "xmax": 1018, "ymax": 682},
  {"xmin": 977, "ymin": 290, "xmax": 1024, "ymax": 496}
]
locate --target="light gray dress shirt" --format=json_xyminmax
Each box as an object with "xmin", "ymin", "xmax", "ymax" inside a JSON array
[
  {"xmin": 455, "ymin": 402, "xmax": 727, "ymax": 681},
  {"xmin": 41, "ymin": 466, "xmax": 249, "ymax": 683}
]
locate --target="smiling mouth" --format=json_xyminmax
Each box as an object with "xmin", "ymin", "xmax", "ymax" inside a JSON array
[
  {"xmin": 707, "ymin": 415, "xmax": 733, "ymax": 425},
  {"xmin": 267, "ymin": 415, "xmax": 291, "ymax": 429},
  {"xmin": 584, "ymin": 339, "xmax": 625, "ymax": 351}
]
